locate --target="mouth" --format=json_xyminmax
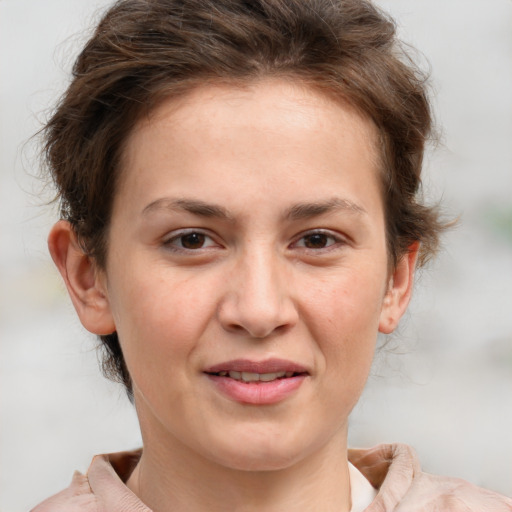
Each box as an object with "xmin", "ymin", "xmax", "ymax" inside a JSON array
[
  {"xmin": 205, "ymin": 370, "xmax": 307, "ymax": 383},
  {"xmin": 203, "ymin": 359, "xmax": 309, "ymax": 404},
  {"xmin": 204, "ymin": 358, "xmax": 309, "ymax": 380}
]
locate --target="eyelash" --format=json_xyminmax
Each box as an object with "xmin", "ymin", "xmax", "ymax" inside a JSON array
[
  {"xmin": 162, "ymin": 229, "xmax": 347, "ymax": 254},
  {"xmin": 162, "ymin": 229, "xmax": 220, "ymax": 253},
  {"xmin": 291, "ymin": 230, "xmax": 346, "ymax": 252}
]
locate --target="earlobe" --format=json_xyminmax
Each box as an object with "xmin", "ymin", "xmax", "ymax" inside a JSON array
[
  {"xmin": 378, "ymin": 242, "xmax": 420, "ymax": 334},
  {"xmin": 48, "ymin": 220, "xmax": 116, "ymax": 335}
]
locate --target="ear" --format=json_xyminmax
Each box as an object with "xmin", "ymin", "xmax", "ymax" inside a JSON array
[
  {"xmin": 48, "ymin": 220, "xmax": 116, "ymax": 335},
  {"xmin": 378, "ymin": 242, "xmax": 420, "ymax": 334}
]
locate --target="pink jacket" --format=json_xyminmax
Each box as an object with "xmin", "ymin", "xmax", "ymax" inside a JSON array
[{"xmin": 31, "ymin": 444, "xmax": 512, "ymax": 511}]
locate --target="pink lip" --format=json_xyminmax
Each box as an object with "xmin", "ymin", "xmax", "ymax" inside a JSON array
[
  {"xmin": 204, "ymin": 358, "xmax": 308, "ymax": 374},
  {"xmin": 204, "ymin": 358, "xmax": 309, "ymax": 405}
]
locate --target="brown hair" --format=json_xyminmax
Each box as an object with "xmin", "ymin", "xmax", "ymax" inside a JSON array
[{"xmin": 43, "ymin": 0, "xmax": 444, "ymax": 396}]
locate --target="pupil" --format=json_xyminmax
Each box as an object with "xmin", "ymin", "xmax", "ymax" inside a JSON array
[
  {"xmin": 305, "ymin": 233, "xmax": 328, "ymax": 248},
  {"xmin": 181, "ymin": 233, "xmax": 205, "ymax": 249}
]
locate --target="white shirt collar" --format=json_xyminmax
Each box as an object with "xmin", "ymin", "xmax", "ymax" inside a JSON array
[{"xmin": 349, "ymin": 461, "xmax": 378, "ymax": 512}]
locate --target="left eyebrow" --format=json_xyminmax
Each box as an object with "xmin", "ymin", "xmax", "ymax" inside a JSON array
[
  {"xmin": 142, "ymin": 198, "xmax": 235, "ymax": 221},
  {"xmin": 284, "ymin": 198, "xmax": 367, "ymax": 221}
]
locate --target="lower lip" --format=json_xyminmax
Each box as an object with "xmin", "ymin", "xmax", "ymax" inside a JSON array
[{"xmin": 206, "ymin": 374, "xmax": 306, "ymax": 405}]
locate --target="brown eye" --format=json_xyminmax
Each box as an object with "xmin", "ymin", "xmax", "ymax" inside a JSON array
[
  {"xmin": 180, "ymin": 232, "xmax": 206, "ymax": 249},
  {"xmin": 164, "ymin": 230, "xmax": 219, "ymax": 253},
  {"xmin": 303, "ymin": 233, "xmax": 330, "ymax": 249},
  {"xmin": 293, "ymin": 231, "xmax": 342, "ymax": 251}
]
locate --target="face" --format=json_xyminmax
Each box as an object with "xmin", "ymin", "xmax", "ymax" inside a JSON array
[{"xmin": 68, "ymin": 80, "xmax": 414, "ymax": 471}]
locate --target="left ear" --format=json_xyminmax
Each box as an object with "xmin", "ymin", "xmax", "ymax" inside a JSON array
[{"xmin": 378, "ymin": 242, "xmax": 420, "ymax": 334}]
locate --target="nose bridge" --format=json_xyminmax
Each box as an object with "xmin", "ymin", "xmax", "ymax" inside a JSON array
[
  {"xmin": 244, "ymin": 244, "xmax": 282, "ymax": 309},
  {"xmin": 219, "ymin": 241, "xmax": 297, "ymax": 338}
]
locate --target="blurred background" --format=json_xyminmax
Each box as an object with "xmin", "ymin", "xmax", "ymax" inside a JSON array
[{"xmin": 1, "ymin": 0, "xmax": 511, "ymax": 509}]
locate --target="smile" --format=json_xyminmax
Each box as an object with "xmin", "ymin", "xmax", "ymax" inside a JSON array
[
  {"xmin": 204, "ymin": 359, "xmax": 309, "ymax": 404},
  {"xmin": 212, "ymin": 370, "xmax": 298, "ymax": 382}
]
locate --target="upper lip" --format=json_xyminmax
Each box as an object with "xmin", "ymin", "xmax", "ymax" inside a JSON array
[{"xmin": 204, "ymin": 358, "xmax": 309, "ymax": 374}]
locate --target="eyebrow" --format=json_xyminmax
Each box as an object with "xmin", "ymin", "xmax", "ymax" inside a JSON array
[
  {"xmin": 142, "ymin": 198, "xmax": 235, "ymax": 221},
  {"xmin": 142, "ymin": 196, "xmax": 366, "ymax": 222},
  {"xmin": 284, "ymin": 198, "xmax": 367, "ymax": 221}
]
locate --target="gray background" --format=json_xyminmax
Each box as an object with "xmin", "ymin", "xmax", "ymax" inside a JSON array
[{"xmin": 1, "ymin": 0, "xmax": 511, "ymax": 510}]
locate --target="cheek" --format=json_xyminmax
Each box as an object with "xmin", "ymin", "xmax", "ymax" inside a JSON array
[
  {"xmin": 303, "ymin": 264, "xmax": 386, "ymax": 341},
  {"xmin": 302, "ymin": 266, "xmax": 385, "ymax": 394},
  {"xmin": 108, "ymin": 268, "xmax": 219, "ymax": 386}
]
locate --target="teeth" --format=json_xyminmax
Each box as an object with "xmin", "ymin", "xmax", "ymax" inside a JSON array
[
  {"xmin": 241, "ymin": 372, "xmax": 260, "ymax": 382},
  {"xmin": 259, "ymin": 371, "xmax": 286, "ymax": 382},
  {"xmin": 225, "ymin": 371, "xmax": 288, "ymax": 382}
]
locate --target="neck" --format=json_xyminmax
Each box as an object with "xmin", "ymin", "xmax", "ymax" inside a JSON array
[{"xmin": 127, "ymin": 423, "xmax": 352, "ymax": 512}]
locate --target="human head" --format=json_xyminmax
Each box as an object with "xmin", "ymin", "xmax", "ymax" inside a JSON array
[{"xmin": 43, "ymin": 0, "xmax": 443, "ymax": 396}]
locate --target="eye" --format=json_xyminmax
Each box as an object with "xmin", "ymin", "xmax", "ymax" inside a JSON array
[
  {"xmin": 164, "ymin": 230, "xmax": 218, "ymax": 251},
  {"xmin": 293, "ymin": 230, "xmax": 342, "ymax": 250}
]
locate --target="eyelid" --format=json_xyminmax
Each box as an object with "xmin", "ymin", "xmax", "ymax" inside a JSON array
[
  {"xmin": 290, "ymin": 229, "xmax": 348, "ymax": 250},
  {"xmin": 161, "ymin": 227, "xmax": 348, "ymax": 252},
  {"xmin": 162, "ymin": 228, "xmax": 221, "ymax": 251}
]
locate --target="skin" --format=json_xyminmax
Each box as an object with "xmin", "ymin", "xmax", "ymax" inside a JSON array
[{"xmin": 49, "ymin": 79, "xmax": 418, "ymax": 512}]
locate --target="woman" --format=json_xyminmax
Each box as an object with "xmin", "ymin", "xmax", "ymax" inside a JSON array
[{"xmin": 32, "ymin": 0, "xmax": 512, "ymax": 510}]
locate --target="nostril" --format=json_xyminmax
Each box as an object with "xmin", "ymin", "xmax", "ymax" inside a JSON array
[{"xmin": 225, "ymin": 323, "xmax": 246, "ymax": 334}]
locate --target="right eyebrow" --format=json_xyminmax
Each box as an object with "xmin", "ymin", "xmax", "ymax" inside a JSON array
[
  {"xmin": 284, "ymin": 197, "xmax": 367, "ymax": 221},
  {"xmin": 142, "ymin": 197, "xmax": 235, "ymax": 222}
]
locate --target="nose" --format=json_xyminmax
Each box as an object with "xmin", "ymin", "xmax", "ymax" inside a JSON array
[{"xmin": 217, "ymin": 248, "xmax": 298, "ymax": 339}]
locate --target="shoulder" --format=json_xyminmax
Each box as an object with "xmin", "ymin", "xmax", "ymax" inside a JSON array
[
  {"xmin": 390, "ymin": 472, "xmax": 512, "ymax": 512},
  {"xmin": 30, "ymin": 449, "xmax": 148, "ymax": 512},
  {"xmin": 30, "ymin": 471, "xmax": 99, "ymax": 512},
  {"xmin": 349, "ymin": 443, "xmax": 512, "ymax": 512}
]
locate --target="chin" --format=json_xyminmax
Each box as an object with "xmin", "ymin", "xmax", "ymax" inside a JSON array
[{"xmin": 202, "ymin": 426, "xmax": 318, "ymax": 472}]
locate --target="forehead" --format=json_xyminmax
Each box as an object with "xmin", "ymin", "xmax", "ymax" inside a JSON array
[
  {"xmin": 123, "ymin": 78, "xmax": 380, "ymax": 168},
  {"xmin": 116, "ymin": 79, "xmax": 383, "ymax": 217}
]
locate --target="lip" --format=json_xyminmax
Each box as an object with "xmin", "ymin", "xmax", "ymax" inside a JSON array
[
  {"xmin": 204, "ymin": 358, "xmax": 309, "ymax": 405},
  {"xmin": 204, "ymin": 358, "xmax": 309, "ymax": 374}
]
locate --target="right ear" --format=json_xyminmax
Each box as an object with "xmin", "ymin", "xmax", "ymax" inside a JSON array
[{"xmin": 48, "ymin": 220, "xmax": 116, "ymax": 335}]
